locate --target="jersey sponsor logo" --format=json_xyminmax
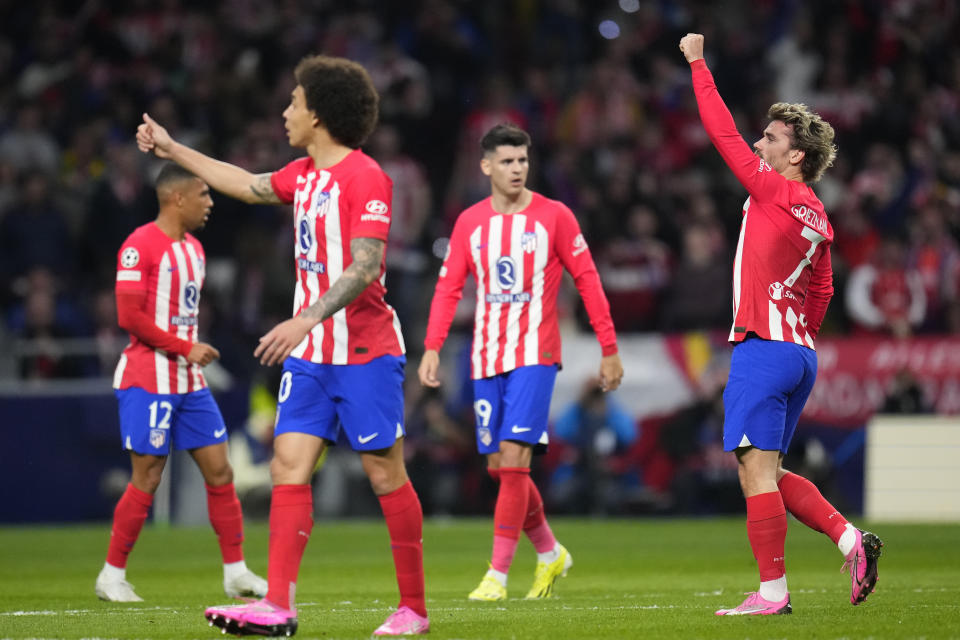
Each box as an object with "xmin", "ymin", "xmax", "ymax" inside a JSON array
[
  {"xmin": 521, "ymin": 231, "xmax": 538, "ymax": 254},
  {"xmin": 170, "ymin": 316, "xmax": 198, "ymax": 326},
  {"xmin": 485, "ymin": 292, "xmax": 531, "ymax": 303},
  {"xmin": 183, "ymin": 281, "xmax": 199, "ymax": 311},
  {"xmin": 361, "ymin": 198, "xmax": 390, "ymax": 224},
  {"xmin": 117, "ymin": 270, "xmax": 141, "ymax": 282},
  {"xmin": 768, "ymin": 281, "xmax": 796, "ymax": 301},
  {"xmin": 121, "ymin": 247, "xmax": 140, "ymax": 268},
  {"xmin": 298, "ymin": 218, "xmax": 313, "ymax": 253},
  {"xmin": 790, "ymin": 204, "xmax": 828, "ymax": 235},
  {"xmin": 757, "ymin": 158, "xmax": 773, "ymax": 173},
  {"xmin": 571, "ymin": 233, "xmax": 588, "ymax": 257},
  {"xmin": 297, "ymin": 257, "xmax": 326, "ymax": 273},
  {"xmin": 365, "ymin": 199, "xmax": 388, "ymax": 214},
  {"xmin": 496, "ymin": 256, "xmax": 517, "ymax": 288}
]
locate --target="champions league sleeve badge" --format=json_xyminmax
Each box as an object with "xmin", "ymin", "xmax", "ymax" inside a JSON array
[{"xmin": 121, "ymin": 247, "xmax": 140, "ymax": 268}]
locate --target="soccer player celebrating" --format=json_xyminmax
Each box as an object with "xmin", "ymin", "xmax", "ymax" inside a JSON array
[
  {"xmin": 136, "ymin": 56, "xmax": 427, "ymax": 636},
  {"xmin": 418, "ymin": 124, "xmax": 623, "ymax": 601},
  {"xmin": 678, "ymin": 33, "xmax": 882, "ymax": 615},
  {"xmin": 96, "ymin": 163, "xmax": 267, "ymax": 603}
]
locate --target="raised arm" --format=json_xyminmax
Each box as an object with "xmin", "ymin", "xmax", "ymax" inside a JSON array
[{"xmin": 136, "ymin": 113, "xmax": 281, "ymax": 205}]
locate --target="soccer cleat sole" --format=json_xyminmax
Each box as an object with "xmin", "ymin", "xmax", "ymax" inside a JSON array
[
  {"xmin": 206, "ymin": 612, "xmax": 298, "ymax": 637},
  {"xmin": 853, "ymin": 531, "xmax": 883, "ymax": 605}
]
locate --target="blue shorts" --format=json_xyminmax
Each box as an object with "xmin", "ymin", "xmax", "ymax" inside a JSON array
[
  {"xmin": 723, "ymin": 337, "xmax": 817, "ymax": 453},
  {"xmin": 274, "ymin": 354, "xmax": 406, "ymax": 452},
  {"xmin": 116, "ymin": 387, "xmax": 227, "ymax": 455},
  {"xmin": 471, "ymin": 365, "xmax": 557, "ymax": 455}
]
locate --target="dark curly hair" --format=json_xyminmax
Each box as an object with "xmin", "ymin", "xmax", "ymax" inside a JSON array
[
  {"xmin": 294, "ymin": 55, "xmax": 379, "ymax": 149},
  {"xmin": 767, "ymin": 102, "xmax": 837, "ymax": 183}
]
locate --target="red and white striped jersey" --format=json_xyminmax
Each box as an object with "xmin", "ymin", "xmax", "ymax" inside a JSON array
[
  {"xmin": 691, "ymin": 59, "xmax": 834, "ymax": 348},
  {"xmin": 425, "ymin": 192, "xmax": 618, "ymax": 379},
  {"xmin": 270, "ymin": 150, "xmax": 405, "ymax": 364},
  {"xmin": 113, "ymin": 222, "xmax": 207, "ymax": 393}
]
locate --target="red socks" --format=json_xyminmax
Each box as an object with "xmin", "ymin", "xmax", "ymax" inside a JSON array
[
  {"xmin": 206, "ymin": 482, "xmax": 244, "ymax": 564},
  {"xmin": 265, "ymin": 484, "xmax": 314, "ymax": 610},
  {"xmin": 378, "ymin": 481, "xmax": 427, "ymax": 617},
  {"xmin": 745, "ymin": 491, "xmax": 787, "ymax": 581},
  {"xmin": 488, "ymin": 467, "xmax": 556, "ymax": 553},
  {"xmin": 777, "ymin": 472, "xmax": 849, "ymax": 543},
  {"xmin": 491, "ymin": 468, "xmax": 530, "ymax": 573},
  {"xmin": 106, "ymin": 483, "xmax": 153, "ymax": 568}
]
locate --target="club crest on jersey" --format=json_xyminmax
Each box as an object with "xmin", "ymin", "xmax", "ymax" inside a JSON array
[
  {"xmin": 121, "ymin": 247, "xmax": 140, "ymax": 268},
  {"xmin": 496, "ymin": 256, "xmax": 517, "ymax": 288},
  {"xmin": 479, "ymin": 426, "xmax": 492, "ymax": 447},
  {"xmin": 313, "ymin": 190, "xmax": 331, "ymax": 218},
  {"xmin": 521, "ymin": 231, "xmax": 538, "ymax": 254},
  {"xmin": 183, "ymin": 281, "xmax": 199, "ymax": 311},
  {"xmin": 298, "ymin": 218, "xmax": 313, "ymax": 253},
  {"xmin": 571, "ymin": 233, "xmax": 588, "ymax": 257},
  {"xmin": 149, "ymin": 428, "xmax": 165, "ymax": 448}
]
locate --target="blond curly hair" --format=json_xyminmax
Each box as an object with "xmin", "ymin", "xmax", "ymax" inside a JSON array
[{"xmin": 767, "ymin": 102, "xmax": 837, "ymax": 183}]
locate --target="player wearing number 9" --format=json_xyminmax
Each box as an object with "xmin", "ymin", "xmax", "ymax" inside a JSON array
[
  {"xmin": 678, "ymin": 33, "xmax": 882, "ymax": 616},
  {"xmin": 95, "ymin": 164, "xmax": 267, "ymax": 604}
]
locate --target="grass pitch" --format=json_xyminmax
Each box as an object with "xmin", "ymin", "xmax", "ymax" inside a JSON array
[{"xmin": 1, "ymin": 517, "xmax": 957, "ymax": 639}]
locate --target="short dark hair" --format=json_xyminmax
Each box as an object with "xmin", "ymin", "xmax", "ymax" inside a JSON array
[
  {"xmin": 155, "ymin": 163, "xmax": 199, "ymax": 204},
  {"xmin": 767, "ymin": 102, "xmax": 837, "ymax": 183},
  {"xmin": 155, "ymin": 163, "xmax": 197, "ymax": 188},
  {"xmin": 294, "ymin": 55, "xmax": 379, "ymax": 149},
  {"xmin": 481, "ymin": 123, "xmax": 531, "ymax": 153}
]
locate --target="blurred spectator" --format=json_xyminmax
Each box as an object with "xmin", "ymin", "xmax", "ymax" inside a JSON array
[
  {"xmin": 906, "ymin": 203, "xmax": 960, "ymax": 332},
  {"xmin": 0, "ymin": 172, "xmax": 74, "ymax": 283},
  {"xmin": 881, "ymin": 368, "xmax": 934, "ymax": 415},
  {"xmin": 846, "ymin": 235, "xmax": 927, "ymax": 337},
  {"xmin": 595, "ymin": 204, "xmax": 673, "ymax": 332},
  {"xmin": 0, "ymin": 103, "xmax": 60, "ymax": 173},
  {"xmin": 547, "ymin": 377, "xmax": 638, "ymax": 515},
  {"xmin": 659, "ymin": 222, "xmax": 731, "ymax": 332}
]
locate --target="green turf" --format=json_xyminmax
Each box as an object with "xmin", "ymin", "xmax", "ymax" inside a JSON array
[{"xmin": 1, "ymin": 518, "xmax": 957, "ymax": 639}]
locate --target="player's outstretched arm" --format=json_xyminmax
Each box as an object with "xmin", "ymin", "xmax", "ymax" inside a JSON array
[
  {"xmin": 418, "ymin": 350, "xmax": 441, "ymax": 387},
  {"xmin": 253, "ymin": 237, "xmax": 385, "ymax": 366},
  {"xmin": 599, "ymin": 353, "xmax": 624, "ymax": 392},
  {"xmin": 136, "ymin": 113, "xmax": 281, "ymax": 205},
  {"xmin": 679, "ymin": 33, "xmax": 705, "ymax": 63}
]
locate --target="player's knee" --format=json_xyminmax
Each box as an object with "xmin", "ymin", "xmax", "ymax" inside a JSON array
[{"xmin": 204, "ymin": 464, "xmax": 234, "ymax": 487}]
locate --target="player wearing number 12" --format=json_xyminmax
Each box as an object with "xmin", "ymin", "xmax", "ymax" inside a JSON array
[
  {"xmin": 419, "ymin": 124, "xmax": 623, "ymax": 602},
  {"xmin": 96, "ymin": 163, "xmax": 267, "ymax": 603},
  {"xmin": 678, "ymin": 33, "xmax": 882, "ymax": 616}
]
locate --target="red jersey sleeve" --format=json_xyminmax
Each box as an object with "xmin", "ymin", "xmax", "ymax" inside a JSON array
[
  {"xmin": 803, "ymin": 246, "xmax": 834, "ymax": 338},
  {"xmin": 116, "ymin": 290, "xmax": 193, "ymax": 357},
  {"xmin": 270, "ymin": 157, "xmax": 311, "ymax": 204},
  {"xmin": 349, "ymin": 167, "xmax": 394, "ymax": 242},
  {"xmin": 115, "ymin": 238, "xmax": 150, "ymax": 294},
  {"xmin": 553, "ymin": 205, "xmax": 618, "ymax": 356},
  {"xmin": 423, "ymin": 215, "xmax": 471, "ymax": 352},
  {"xmin": 690, "ymin": 59, "xmax": 788, "ymax": 205}
]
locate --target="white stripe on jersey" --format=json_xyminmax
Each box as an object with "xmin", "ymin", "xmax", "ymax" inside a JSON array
[
  {"xmin": 183, "ymin": 242, "xmax": 204, "ymax": 390},
  {"xmin": 484, "ymin": 216, "xmax": 504, "ymax": 377},
  {"xmin": 383, "ymin": 272, "xmax": 406, "ymax": 353},
  {"xmin": 171, "ymin": 243, "xmax": 190, "ymax": 393},
  {"xmin": 470, "ymin": 226, "xmax": 485, "ymax": 377},
  {"xmin": 325, "ymin": 181, "xmax": 348, "ymax": 364},
  {"xmin": 292, "ymin": 171, "xmax": 327, "ymax": 360},
  {"xmin": 784, "ymin": 306, "xmax": 803, "ymax": 344},
  {"xmin": 784, "ymin": 226, "xmax": 826, "ymax": 287},
  {"xmin": 729, "ymin": 198, "xmax": 750, "ymax": 341},
  {"xmin": 501, "ymin": 214, "xmax": 527, "ymax": 372},
  {"xmin": 768, "ymin": 300, "xmax": 784, "ymax": 341},
  {"xmin": 155, "ymin": 252, "xmax": 172, "ymax": 394},
  {"xmin": 524, "ymin": 221, "xmax": 548, "ymax": 367},
  {"xmin": 113, "ymin": 352, "xmax": 128, "ymax": 388}
]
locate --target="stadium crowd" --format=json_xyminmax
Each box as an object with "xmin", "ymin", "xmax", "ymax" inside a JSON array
[{"xmin": 1, "ymin": 0, "xmax": 958, "ymax": 515}]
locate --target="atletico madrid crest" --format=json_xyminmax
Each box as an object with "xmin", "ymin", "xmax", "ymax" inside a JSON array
[
  {"xmin": 149, "ymin": 428, "xmax": 166, "ymax": 449},
  {"xmin": 521, "ymin": 231, "xmax": 538, "ymax": 254}
]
